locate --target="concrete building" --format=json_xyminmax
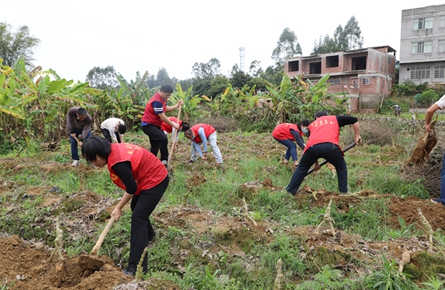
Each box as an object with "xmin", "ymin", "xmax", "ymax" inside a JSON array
[
  {"xmin": 399, "ymin": 4, "xmax": 445, "ymax": 87},
  {"xmin": 284, "ymin": 46, "xmax": 396, "ymax": 113}
]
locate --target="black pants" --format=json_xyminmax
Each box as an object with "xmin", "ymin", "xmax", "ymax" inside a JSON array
[
  {"xmin": 101, "ymin": 129, "xmax": 122, "ymax": 143},
  {"xmin": 286, "ymin": 142, "xmax": 348, "ymax": 194},
  {"xmin": 142, "ymin": 124, "xmax": 168, "ymax": 161},
  {"xmin": 127, "ymin": 175, "xmax": 169, "ymax": 272}
]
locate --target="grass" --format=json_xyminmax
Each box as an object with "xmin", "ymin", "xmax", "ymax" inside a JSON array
[{"xmin": 0, "ymin": 118, "xmax": 444, "ymax": 289}]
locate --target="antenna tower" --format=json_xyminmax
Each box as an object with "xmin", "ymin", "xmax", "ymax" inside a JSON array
[{"xmin": 239, "ymin": 47, "xmax": 245, "ymax": 72}]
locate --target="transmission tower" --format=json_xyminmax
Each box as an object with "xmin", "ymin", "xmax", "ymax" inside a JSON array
[{"xmin": 239, "ymin": 47, "xmax": 245, "ymax": 72}]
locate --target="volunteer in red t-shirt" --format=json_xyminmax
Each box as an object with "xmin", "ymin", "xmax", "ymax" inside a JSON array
[
  {"xmin": 141, "ymin": 84, "xmax": 183, "ymax": 165},
  {"xmin": 184, "ymin": 123, "xmax": 223, "ymax": 165},
  {"xmin": 272, "ymin": 120, "xmax": 309, "ymax": 169},
  {"xmin": 285, "ymin": 111, "xmax": 362, "ymax": 195},
  {"xmin": 82, "ymin": 136, "xmax": 169, "ymax": 276},
  {"xmin": 161, "ymin": 117, "xmax": 189, "ymax": 150}
]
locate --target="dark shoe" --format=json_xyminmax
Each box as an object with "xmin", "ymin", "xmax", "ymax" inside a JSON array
[{"xmin": 122, "ymin": 267, "xmax": 135, "ymax": 276}]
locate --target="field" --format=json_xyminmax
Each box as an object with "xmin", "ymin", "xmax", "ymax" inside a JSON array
[{"xmin": 1, "ymin": 117, "xmax": 445, "ymax": 290}]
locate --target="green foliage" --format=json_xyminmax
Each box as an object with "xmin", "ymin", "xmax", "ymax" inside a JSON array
[
  {"xmin": 312, "ymin": 16, "xmax": 363, "ymax": 54},
  {"xmin": 421, "ymin": 274, "xmax": 445, "ymax": 290},
  {"xmin": 0, "ymin": 22, "xmax": 40, "ymax": 68},
  {"xmin": 367, "ymin": 255, "xmax": 418, "ymax": 290},
  {"xmin": 85, "ymin": 66, "xmax": 119, "ymax": 89},
  {"xmin": 297, "ymin": 265, "xmax": 349, "ymax": 290},
  {"xmin": 272, "ymin": 27, "xmax": 303, "ymax": 68},
  {"xmin": 419, "ymin": 89, "xmax": 440, "ymax": 105},
  {"xmin": 391, "ymin": 80, "xmax": 428, "ymax": 97}
]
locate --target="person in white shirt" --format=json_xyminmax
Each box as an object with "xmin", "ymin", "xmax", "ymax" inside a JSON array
[{"xmin": 101, "ymin": 118, "xmax": 126, "ymax": 143}]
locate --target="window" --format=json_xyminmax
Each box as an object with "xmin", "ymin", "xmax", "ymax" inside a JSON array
[
  {"xmin": 440, "ymin": 16, "xmax": 445, "ymax": 28},
  {"xmin": 411, "ymin": 41, "xmax": 433, "ymax": 53},
  {"xmin": 434, "ymin": 65, "xmax": 445, "ymax": 78},
  {"xmin": 362, "ymin": 78, "xmax": 369, "ymax": 85},
  {"xmin": 439, "ymin": 40, "xmax": 445, "ymax": 52},
  {"xmin": 330, "ymin": 79, "xmax": 341, "ymax": 85},
  {"xmin": 288, "ymin": 60, "xmax": 299, "ymax": 72},
  {"xmin": 326, "ymin": 55, "xmax": 339, "ymax": 68},
  {"xmin": 352, "ymin": 81, "xmax": 358, "ymax": 88},
  {"xmin": 410, "ymin": 67, "xmax": 431, "ymax": 79},
  {"xmin": 413, "ymin": 17, "xmax": 433, "ymax": 30}
]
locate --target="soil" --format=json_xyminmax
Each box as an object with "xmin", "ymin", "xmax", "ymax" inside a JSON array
[{"xmin": 1, "ymin": 126, "xmax": 445, "ymax": 289}]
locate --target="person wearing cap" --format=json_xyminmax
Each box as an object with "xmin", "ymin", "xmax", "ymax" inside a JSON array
[
  {"xmin": 161, "ymin": 117, "xmax": 189, "ymax": 150},
  {"xmin": 101, "ymin": 117, "xmax": 127, "ymax": 143},
  {"xmin": 285, "ymin": 111, "xmax": 362, "ymax": 195},
  {"xmin": 66, "ymin": 107, "xmax": 92, "ymax": 166},
  {"xmin": 141, "ymin": 84, "xmax": 183, "ymax": 165},
  {"xmin": 272, "ymin": 120, "xmax": 310, "ymax": 169},
  {"xmin": 184, "ymin": 123, "xmax": 223, "ymax": 165}
]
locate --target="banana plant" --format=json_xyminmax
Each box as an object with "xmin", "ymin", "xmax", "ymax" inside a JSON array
[{"xmin": 169, "ymin": 83, "xmax": 206, "ymax": 122}]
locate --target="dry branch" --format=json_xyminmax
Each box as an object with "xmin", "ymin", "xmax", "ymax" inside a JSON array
[{"xmin": 315, "ymin": 198, "xmax": 336, "ymax": 236}]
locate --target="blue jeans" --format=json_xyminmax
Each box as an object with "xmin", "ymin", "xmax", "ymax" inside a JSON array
[
  {"xmin": 438, "ymin": 154, "xmax": 445, "ymax": 204},
  {"xmin": 69, "ymin": 128, "xmax": 92, "ymax": 161},
  {"xmin": 274, "ymin": 138, "xmax": 298, "ymax": 162},
  {"xmin": 286, "ymin": 142, "xmax": 348, "ymax": 195}
]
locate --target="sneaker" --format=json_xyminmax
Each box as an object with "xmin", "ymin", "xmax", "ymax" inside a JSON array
[
  {"xmin": 71, "ymin": 160, "xmax": 79, "ymax": 166},
  {"xmin": 122, "ymin": 267, "xmax": 135, "ymax": 276},
  {"xmin": 431, "ymin": 198, "xmax": 442, "ymax": 203},
  {"xmin": 161, "ymin": 160, "xmax": 168, "ymax": 166},
  {"xmin": 188, "ymin": 159, "xmax": 194, "ymax": 164}
]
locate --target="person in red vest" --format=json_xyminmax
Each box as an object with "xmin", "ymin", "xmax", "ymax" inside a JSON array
[
  {"xmin": 285, "ymin": 111, "xmax": 362, "ymax": 195},
  {"xmin": 161, "ymin": 117, "xmax": 190, "ymax": 150},
  {"xmin": 141, "ymin": 84, "xmax": 183, "ymax": 165},
  {"xmin": 272, "ymin": 120, "xmax": 310, "ymax": 169},
  {"xmin": 81, "ymin": 136, "xmax": 169, "ymax": 276},
  {"xmin": 184, "ymin": 123, "xmax": 223, "ymax": 165}
]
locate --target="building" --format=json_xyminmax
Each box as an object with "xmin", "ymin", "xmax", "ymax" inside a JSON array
[
  {"xmin": 399, "ymin": 4, "xmax": 445, "ymax": 87},
  {"xmin": 284, "ymin": 46, "xmax": 396, "ymax": 113}
]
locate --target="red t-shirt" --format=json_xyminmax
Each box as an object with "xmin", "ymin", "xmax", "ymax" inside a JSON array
[
  {"xmin": 161, "ymin": 117, "xmax": 181, "ymax": 133},
  {"xmin": 304, "ymin": 116, "xmax": 340, "ymax": 153},
  {"xmin": 107, "ymin": 143, "xmax": 168, "ymax": 195},
  {"xmin": 141, "ymin": 92, "xmax": 166, "ymax": 127},
  {"xmin": 190, "ymin": 124, "xmax": 216, "ymax": 143},
  {"xmin": 272, "ymin": 123, "xmax": 302, "ymax": 141}
]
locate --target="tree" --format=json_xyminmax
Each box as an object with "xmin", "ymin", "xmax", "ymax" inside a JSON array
[
  {"xmin": 0, "ymin": 22, "xmax": 40, "ymax": 68},
  {"xmin": 146, "ymin": 67, "xmax": 174, "ymax": 89},
  {"xmin": 248, "ymin": 60, "xmax": 263, "ymax": 77},
  {"xmin": 85, "ymin": 66, "xmax": 119, "ymax": 89},
  {"xmin": 271, "ymin": 28, "xmax": 302, "ymax": 69},
  {"xmin": 230, "ymin": 71, "xmax": 252, "ymax": 90},
  {"xmin": 312, "ymin": 16, "xmax": 363, "ymax": 54},
  {"xmin": 208, "ymin": 75, "xmax": 229, "ymax": 98},
  {"xmin": 192, "ymin": 58, "xmax": 221, "ymax": 79}
]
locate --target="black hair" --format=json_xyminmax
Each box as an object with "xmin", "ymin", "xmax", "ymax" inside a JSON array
[
  {"xmin": 77, "ymin": 107, "xmax": 87, "ymax": 116},
  {"xmin": 297, "ymin": 119, "xmax": 310, "ymax": 131},
  {"xmin": 81, "ymin": 136, "xmax": 111, "ymax": 162},
  {"xmin": 118, "ymin": 123, "xmax": 127, "ymax": 134},
  {"xmin": 160, "ymin": 84, "xmax": 174, "ymax": 93},
  {"xmin": 181, "ymin": 122, "xmax": 190, "ymax": 131},
  {"xmin": 315, "ymin": 110, "xmax": 328, "ymax": 118}
]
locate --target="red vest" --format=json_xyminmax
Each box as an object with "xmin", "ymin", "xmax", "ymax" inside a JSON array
[
  {"xmin": 190, "ymin": 124, "xmax": 216, "ymax": 143},
  {"xmin": 272, "ymin": 123, "xmax": 302, "ymax": 141},
  {"xmin": 141, "ymin": 92, "xmax": 166, "ymax": 127},
  {"xmin": 107, "ymin": 143, "xmax": 168, "ymax": 195},
  {"xmin": 161, "ymin": 117, "xmax": 181, "ymax": 133},
  {"xmin": 304, "ymin": 116, "xmax": 340, "ymax": 153}
]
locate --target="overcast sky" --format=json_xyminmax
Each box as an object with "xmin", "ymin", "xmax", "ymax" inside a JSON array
[{"xmin": 1, "ymin": 0, "xmax": 444, "ymax": 83}]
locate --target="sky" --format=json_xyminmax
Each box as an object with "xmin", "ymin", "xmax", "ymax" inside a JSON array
[{"xmin": 1, "ymin": 0, "xmax": 445, "ymax": 83}]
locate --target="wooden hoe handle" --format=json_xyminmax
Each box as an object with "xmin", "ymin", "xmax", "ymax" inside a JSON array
[{"xmin": 90, "ymin": 216, "xmax": 116, "ymax": 256}]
